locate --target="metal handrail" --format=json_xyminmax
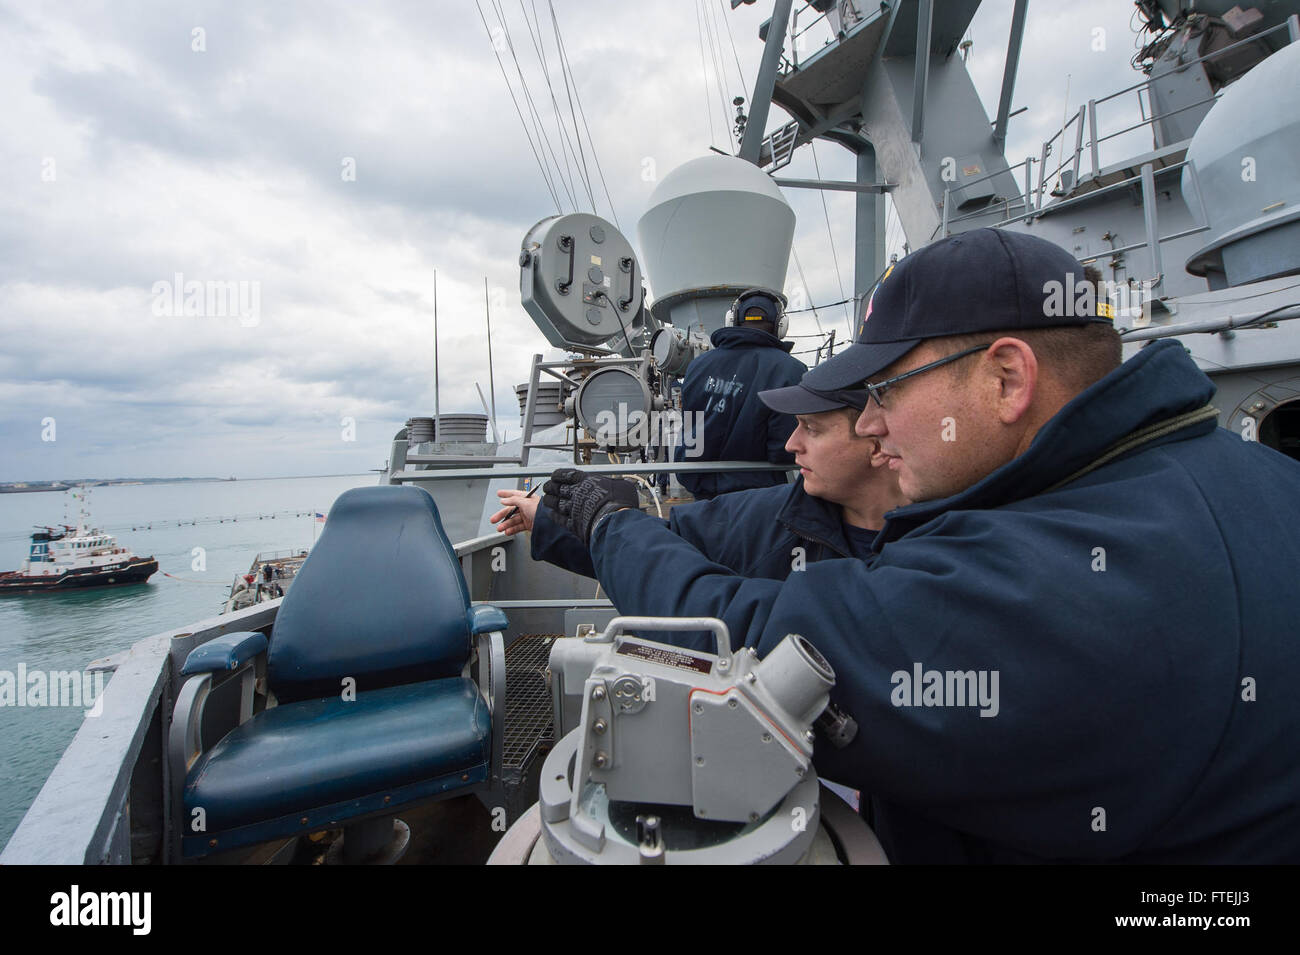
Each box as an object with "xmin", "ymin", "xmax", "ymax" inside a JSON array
[
  {"xmin": 391, "ymin": 460, "xmax": 795, "ymax": 483},
  {"xmin": 790, "ymin": 7, "xmax": 828, "ymax": 42},
  {"xmin": 946, "ymin": 152, "xmax": 1035, "ymax": 194},
  {"xmin": 1094, "ymin": 92, "xmax": 1222, "ymax": 145},
  {"xmin": 1092, "ymin": 19, "xmax": 1292, "ymax": 107},
  {"xmin": 780, "ymin": 1, "xmax": 864, "ymax": 74},
  {"xmin": 1078, "ymin": 19, "xmax": 1293, "ymax": 188},
  {"xmin": 946, "ymin": 17, "xmax": 1297, "ymax": 228},
  {"xmin": 946, "ymin": 158, "xmax": 1196, "ymax": 231},
  {"xmin": 250, "ymin": 548, "xmax": 308, "ymax": 563}
]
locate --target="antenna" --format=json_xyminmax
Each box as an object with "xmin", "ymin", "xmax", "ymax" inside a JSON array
[
  {"xmin": 1061, "ymin": 73, "xmax": 1072, "ymax": 149},
  {"xmin": 475, "ymin": 382, "xmax": 502, "ymax": 444},
  {"xmin": 484, "ymin": 277, "xmax": 498, "ymax": 444},
  {"xmin": 433, "ymin": 269, "xmax": 441, "ymax": 442}
]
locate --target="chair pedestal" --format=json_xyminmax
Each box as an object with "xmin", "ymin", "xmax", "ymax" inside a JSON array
[{"xmin": 325, "ymin": 817, "xmax": 411, "ymax": 865}]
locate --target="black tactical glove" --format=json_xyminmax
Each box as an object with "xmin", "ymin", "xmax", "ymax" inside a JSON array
[{"xmin": 542, "ymin": 468, "xmax": 640, "ymax": 545}]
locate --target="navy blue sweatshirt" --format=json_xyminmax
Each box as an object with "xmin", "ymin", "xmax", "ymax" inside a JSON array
[{"xmin": 674, "ymin": 325, "xmax": 806, "ymax": 499}]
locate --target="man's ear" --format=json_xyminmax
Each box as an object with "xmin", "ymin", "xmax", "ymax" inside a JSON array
[{"xmin": 985, "ymin": 337, "xmax": 1037, "ymax": 425}]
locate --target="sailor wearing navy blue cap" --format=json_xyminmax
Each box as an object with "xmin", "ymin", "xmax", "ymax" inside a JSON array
[
  {"xmin": 492, "ymin": 376, "xmax": 907, "ymax": 579},
  {"xmin": 554, "ymin": 227, "xmax": 1300, "ymax": 863},
  {"xmin": 673, "ymin": 288, "xmax": 807, "ymax": 501}
]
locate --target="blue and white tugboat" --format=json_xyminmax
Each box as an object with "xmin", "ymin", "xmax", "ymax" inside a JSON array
[{"xmin": 0, "ymin": 492, "xmax": 157, "ymax": 595}]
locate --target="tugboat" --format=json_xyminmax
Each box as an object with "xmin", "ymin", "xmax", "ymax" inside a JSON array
[{"xmin": 0, "ymin": 492, "xmax": 158, "ymax": 595}]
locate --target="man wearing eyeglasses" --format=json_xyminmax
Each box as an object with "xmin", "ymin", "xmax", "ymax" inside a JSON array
[{"xmin": 542, "ymin": 227, "xmax": 1300, "ymax": 863}]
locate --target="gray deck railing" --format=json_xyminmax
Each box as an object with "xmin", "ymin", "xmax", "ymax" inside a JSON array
[{"xmin": 939, "ymin": 17, "xmax": 1298, "ymax": 237}]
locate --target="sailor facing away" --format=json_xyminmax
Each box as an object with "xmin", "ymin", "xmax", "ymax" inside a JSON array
[
  {"xmin": 673, "ymin": 289, "xmax": 806, "ymax": 500},
  {"xmin": 546, "ymin": 228, "xmax": 1300, "ymax": 863}
]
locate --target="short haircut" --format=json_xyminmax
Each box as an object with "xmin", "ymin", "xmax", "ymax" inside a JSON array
[{"xmin": 928, "ymin": 266, "xmax": 1121, "ymax": 394}]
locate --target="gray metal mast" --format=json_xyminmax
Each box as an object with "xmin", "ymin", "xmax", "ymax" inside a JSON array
[
  {"xmin": 484, "ymin": 277, "xmax": 498, "ymax": 442},
  {"xmin": 738, "ymin": 0, "xmax": 794, "ymax": 163},
  {"xmin": 738, "ymin": 0, "xmax": 901, "ymax": 325},
  {"xmin": 992, "ymin": 0, "xmax": 1030, "ymax": 152}
]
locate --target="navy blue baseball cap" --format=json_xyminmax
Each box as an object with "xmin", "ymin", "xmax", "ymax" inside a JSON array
[
  {"xmin": 758, "ymin": 379, "xmax": 869, "ymax": 415},
  {"xmin": 733, "ymin": 289, "xmax": 780, "ymax": 325},
  {"xmin": 802, "ymin": 228, "xmax": 1111, "ymax": 391}
]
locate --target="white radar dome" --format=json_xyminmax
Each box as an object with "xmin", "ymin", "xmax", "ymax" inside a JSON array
[
  {"xmin": 637, "ymin": 155, "xmax": 796, "ymax": 322},
  {"xmin": 1183, "ymin": 40, "xmax": 1300, "ymax": 287}
]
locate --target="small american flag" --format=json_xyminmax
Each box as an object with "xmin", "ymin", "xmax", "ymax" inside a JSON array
[{"xmin": 314, "ymin": 512, "xmax": 326, "ymax": 523}]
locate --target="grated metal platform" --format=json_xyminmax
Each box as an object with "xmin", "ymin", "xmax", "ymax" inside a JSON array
[{"xmin": 503, "ymin": 634, "xmax": 558, "ymax": 772}]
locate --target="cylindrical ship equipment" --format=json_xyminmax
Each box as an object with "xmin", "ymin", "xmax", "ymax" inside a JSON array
[
  {"xmin": 637, "ymin": 154, "xmax": 796, "ymax": 333},
  {"xmin": 1183, "ymin": 40, "xmax": 1300, "ymax": 288}
]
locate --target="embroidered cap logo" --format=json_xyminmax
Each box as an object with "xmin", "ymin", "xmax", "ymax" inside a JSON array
[{"xmin": 860, "ymin": 262, "xmax": 894, "ymax": 338}]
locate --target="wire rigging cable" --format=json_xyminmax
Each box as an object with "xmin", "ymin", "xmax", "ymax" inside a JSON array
[
  {"xmin": 790, "ymin": 245, "xmax": 825, "ymax": 336},
  {"xmin": 717, "ymin": 0, "xmax": 748, "ymax": 92},
  {"xmin": 787, "ymin": 295, "xmax": 854, "ymax": 314},
  {"xmin": 508, "ymin": 0, "xmax": 581, "ymax": 209},
  {"xmin": 478, "ymin": 0, "xmax": 618, "ymax": 224},
  {"xmin": 542, "ymin": 0, "xmax": 596, "ymax": 213},
  {"xmin": 484, "ymin": 0, "xmax": 569, "ymax": 209},
  {"xmin": 518, "ymin": 0, "xmax": 585, "ymax": 210},
  {"xmin": 475, "ymin": 0, "xmax": 562, "ymax": 212},
  {"xmin": 490, "ymin": 0, "xmax": 578, "ymax": 209},
  {"xmin": 491, "ymin": 0, "xmax": 559, "ymax": 201},
  {"xmin": 549, "ymin": 0, "xmax": 621, "ymax": 229},
  {"xmin": 701, "ymin": 0, "xmax": 737, "ymax": 152},
  {"xmin": 810, "ymin": 140, "xmax": 852, "ymax": 336},
  {"xmin": 695, "ymin": 0, "xmax": 719, "ymax": 148}
]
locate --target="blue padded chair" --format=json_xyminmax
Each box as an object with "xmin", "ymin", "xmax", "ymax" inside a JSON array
[{"xmin": 168, "ymin": 485, "xmax": 507, "ymax": 862}]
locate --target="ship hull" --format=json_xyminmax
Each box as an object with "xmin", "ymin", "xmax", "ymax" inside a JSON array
[{"xmin": 0, "ymin": 557, "xmax": 158, "ymax": 595}]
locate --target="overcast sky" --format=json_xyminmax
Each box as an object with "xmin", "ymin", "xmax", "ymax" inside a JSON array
[{"xmin": 0, "ymin": 0, "xmax": 1149, "ymax": 481}]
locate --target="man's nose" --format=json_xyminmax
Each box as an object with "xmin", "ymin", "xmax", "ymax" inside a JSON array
[
  {"xmin": 785, "ymin": 429, "xmax": 802, "ymax": 453},
  {"xmin": 855, "ymin": 405, "xmax": 884, "ymax": 437}
]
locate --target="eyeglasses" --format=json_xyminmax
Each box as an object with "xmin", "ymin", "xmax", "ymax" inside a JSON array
[{"xmin": 860, "ymin": 344, "xmax": 992, "ymax": 408}]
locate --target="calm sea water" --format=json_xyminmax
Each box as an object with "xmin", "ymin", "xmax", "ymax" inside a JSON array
[{"xmin": 0, "ymin": 473, "xmax": 380, "ymax": 851}]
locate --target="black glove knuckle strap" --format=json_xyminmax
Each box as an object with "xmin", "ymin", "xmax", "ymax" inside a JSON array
[{"xmin": 562, "ymin": 476, "xmax": 641, "ymax": 543}]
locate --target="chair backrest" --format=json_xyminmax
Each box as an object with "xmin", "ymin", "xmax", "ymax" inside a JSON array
[{"xmin": 268, "ymin": 486, "xmax": 473, "ymax": 704}]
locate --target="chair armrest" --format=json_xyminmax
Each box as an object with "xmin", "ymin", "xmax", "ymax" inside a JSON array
[
  {"xmin": 168, "ymin": 671, "xmax": 212, "ymax": 862},
  {"xmin": 181, "ymin": 631, "xmax": 268, "ymax": 675},
  {"xmin": 473, "ymin": 629, "xmax": 506, "ymax": 788},
  {"xmin": 169, "ymin": 634, "xmax": 265, "ymax": 862},
  {"xmin": 467, "ymin": 604, "xmax": 509, "ymax": 636}
]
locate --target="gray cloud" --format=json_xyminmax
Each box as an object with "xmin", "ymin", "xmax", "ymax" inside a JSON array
[{"xmin": 0, "ymin": 0, "xmax": 1157, "ymax": 481}]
